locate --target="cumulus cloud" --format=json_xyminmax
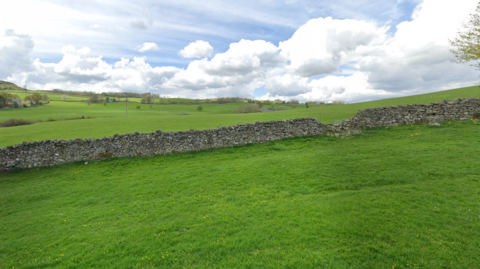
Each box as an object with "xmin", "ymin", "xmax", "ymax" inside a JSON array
[
  {"xmin": 0, "ymin": 29, "xmax": 35, "ymax": 79},
  {"xmin": 279, "ymin": 17, "xmax": 388, "ymax": 77},
  {"xmin": 138, "ymin": 42, "xmax": 160, "ymax": 53},
  {"xmin": 3, "ymin": 36, "xmax": 181, "ymax": 93},
  {"xmin": 265, "ymin": 74, "xmax": 310, "ymax": 96},
  {"xmin": 178, "ymin": 40, "xmax": 213, "ymax": 58},
  {"xmin": 355, "ymin": 0, "xmax": 479, "ymax": 94},
  {"xmin": 165, "ymin": 39, "xmax": 282, "ymax": 96}
]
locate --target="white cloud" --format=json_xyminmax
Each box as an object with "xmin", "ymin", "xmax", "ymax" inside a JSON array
[
  {"xmin": 279, "ymin": 17, "xmax": 388, "ymax": 77},
  {"xmin": 138, "ymin": 42, "xmax": 160, "ymax": 53},
  {"xmin": 263, "ymin": 0, "xmax": 480, "ymax": 102},
  {"xmin": 355, "ymin": 0, "xmax": 479, "ymax": 94},
  {"xmin": 90, "ymin": 24, "xmax": 100, "ymax": 29},
  {"xmin": 265, "ymin": 74, "xmax": 310, "ymax": 96},
  {"xmin": 178, "ymin": 40, "xmax": 213, "ymax": 58},
  {"xmin": 0, "ymin": 30, "xmax": 35, "ymax": 80},
  {"xmin": 3, "ymin": 39, "xmax": 181, "ymax": 93},
  {"xmin": 165, "ymin": 39, "xmax": 282, "ymax": 97}
]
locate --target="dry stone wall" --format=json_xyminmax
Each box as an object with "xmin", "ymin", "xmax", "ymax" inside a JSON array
[
  {"xmin": 325, "ymin": 97, "xmax": 480, "ymax": 133},
  {"xmin": 1, "ymin": 118, "xmax": 324, "ymax": 171},
  {"xmin": 1, "ymin": 97, "xmax": 480, "ymax": 171}
]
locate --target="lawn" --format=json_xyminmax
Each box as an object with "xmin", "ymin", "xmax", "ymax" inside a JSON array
[
  {"xmin": 1, "ymin": 85, "xmax": 480, "ymax": 147},
  {"xmin": 1, "ymin": 119, "xmax": 479, "ymax": 268}
]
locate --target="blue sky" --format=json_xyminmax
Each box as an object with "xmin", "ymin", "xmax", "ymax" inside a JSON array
[{"xmin": 0, "ymin": 0, "xmax": 478, "ymax": 102}]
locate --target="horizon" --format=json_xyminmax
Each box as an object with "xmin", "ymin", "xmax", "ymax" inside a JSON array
[{"xmin": 1, "ymin": 0, "xmax": 479, "ymax": 103}]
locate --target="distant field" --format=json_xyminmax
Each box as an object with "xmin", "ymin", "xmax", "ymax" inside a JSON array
[
  {"xmin": 0, "ymin": 85, "xmax": 480, "ymax": 147},
  {"xmin": 1, "ymin": 120, "xmax": 479, "ymax": 268}
]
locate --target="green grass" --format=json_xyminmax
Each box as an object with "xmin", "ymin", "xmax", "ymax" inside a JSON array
[
  {"xmin": 1, "ymin": 120, "xmax": 479, "ymax": 268},
  {"xmin": 1, "ymin": 85, "xmax": 480, "ymax": 147}
]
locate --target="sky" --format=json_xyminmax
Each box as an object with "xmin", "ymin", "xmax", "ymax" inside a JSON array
[{"xmin": 0, "ymin": 0, "xmax": 479, "ymax": 103}]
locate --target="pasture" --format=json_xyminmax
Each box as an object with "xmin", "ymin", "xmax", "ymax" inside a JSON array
[
  {"xmin": 1, "ymin": 120, "xmax": 479, "ymax": 268},
  {"xmin": 1, "ymin": 85, "xmax": 480, "ymax": 268}
]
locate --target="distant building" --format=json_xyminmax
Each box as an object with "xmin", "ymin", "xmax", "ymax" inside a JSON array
[{"xmin": 11, "ymin": 99, "xmax": 22, "ymax": 106}]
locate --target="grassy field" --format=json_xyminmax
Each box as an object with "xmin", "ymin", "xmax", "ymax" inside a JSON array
[
  {"xmin": 1, "ymin": 120, "xmax": 479, "ymax": 268},
  {"xmin": 1, "ymin": 85, "xmax": 480, "ymax": 147}
]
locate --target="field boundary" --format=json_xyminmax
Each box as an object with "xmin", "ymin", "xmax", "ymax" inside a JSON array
[{"xmin": 1, "ymin": 97, "xmax": 479, "ymax": 171}]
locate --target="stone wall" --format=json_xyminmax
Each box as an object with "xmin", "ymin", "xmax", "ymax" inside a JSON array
[
  {"xmin": 1, "ymin": 97, "xmax": 480, "ymax": 171},
  {"xmin": 1, "ymin": 118, "xmax": 324, "ymax": 171},
  {"xmin": 326, "ymin": 97, "xmax": 480, "ymax": 133}
]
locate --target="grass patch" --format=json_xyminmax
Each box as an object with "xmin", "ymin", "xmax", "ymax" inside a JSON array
[{"xmin": 1, "ymin": 120, "xmax": 479, "ymax": 268}]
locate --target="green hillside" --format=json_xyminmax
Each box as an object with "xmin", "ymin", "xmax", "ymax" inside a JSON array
[
  {"xmin": 1, "ymin": 85, "xmax": 480, "ymax": 147},
  {"xmin": 1, "ymin": 120, "xmax": 479, "ymax": 268}
]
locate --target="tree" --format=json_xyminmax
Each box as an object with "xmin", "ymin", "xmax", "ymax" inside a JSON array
[
  {"xmin": 141, "ymin": 93, "xmax": 153, "ymax": 104},
  {"xmin": 23, "ymin": 92, "xmax": 44, "ymax": 106},
  {"xmin": 89, "ymin": 94, "xmax": 101, "ymax": 103},
  {"xmin": 61, "ymin": 94, "xmax": 68, "ymax": 101},
  {"xmin": 24, "ymin": 95, "xmax": 34, "ymax": 106},
  {"xmin": 197, "ymin": 105, "xmax": 203, "ymax": 112},
  {"xmin": 0, "ymin": 92, "xmax": 19, "ymax": 108},
  {"xmin": 449, "ymin": 3, "xmax": 480, "ymax": 65},
  {"xmin": 103, "ymin": 100, "xmax": 107, "ymax": 106},
  {"xmin": 86, "ymin": 99, "xmax": 91, "ymax": 106},
  {"xmin": 289, "ymin": 100, "xmax": 299, "ymax": 109},
  {"xmin": 42, "ymin": 94, "xmax": 50, "ymax": 103}
]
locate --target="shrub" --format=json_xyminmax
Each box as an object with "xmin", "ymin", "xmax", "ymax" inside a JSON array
[
  {"xmin": 232, "ymin": 104, "xmax": 260, "ymax": 113},
  {"xmin": 136, "ymin": 105, "xmax": 141, "ymax": 109},
  {"xmin": 47, "ymin": 118, "xmax": 56, "ymax": 122},
  {"xmin": 0, "ymin": 118, "xmax": 39, "ymax": 128},
  {"xmin": 23, "ymin": 104, "xmax": 27, "ymax": 108},
  {"xmin": 13, "ymin": 102, "xmax": 19, "ymax": 108},
  {"xmin": 306, "ymin": 103, "xmax": 309, "ymax": 108},
  {"xmin": 197, "ymin": 106, "xmax": 203, "ymax": 112}
]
